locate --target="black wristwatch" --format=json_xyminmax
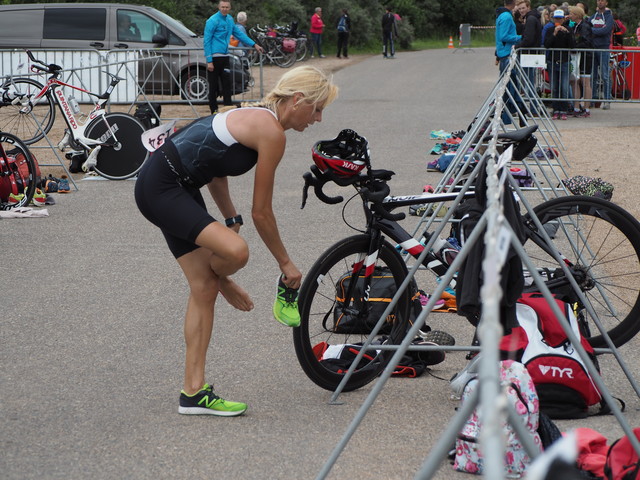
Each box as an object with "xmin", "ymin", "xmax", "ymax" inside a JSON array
[{"xmin": 225, "ymin": 215, "xmax": 243, "ymax": 227}]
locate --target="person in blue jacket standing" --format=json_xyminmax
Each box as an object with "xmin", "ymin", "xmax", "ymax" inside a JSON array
[
  {"xmin": 590, "ymin": 0, "xmax": 614, "ymax": 109},
  {"xmin": 204, "ymin": 1, "xmax": 263, "ymax": 113},
  {"xmin": 495, "ymin": 0, "xmax": 524, "ymax": 125}
]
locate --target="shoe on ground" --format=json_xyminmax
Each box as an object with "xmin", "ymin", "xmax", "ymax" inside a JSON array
[
  {"xmin": 602, "ymin": 102, "xmax": 611, "ymax": 110},
  {"xmin": 450, "ymin": 354, "xmax": 481, "ymax": 396},
  {"xmin": 560, "ymin": 113, "xmax": 568, "ymax": 120},
  {"xmin": 414, "ymin": 330, "xmax": 455, "ymax": 366},
  {"xmin": 8, "ymin": 193, "xmax": 24, "ymax": 206},
  {"xmin": 273, "ymin": 275, "xmax": 300, "ymax": 327},
  {"xmin": 58, "ymin": 175, "xmax": 70, "ymax": 193},
  {"xmin": 551, "ymin": 112, "xmax": 559, "ymax": 120},
  {"xmin": 319, "ymin": 55, "xmax": 326, "ymax": 58},
  {"xmin": 31, "ymin": 188, "xmax": 46, "ymax": 206},
  {"xmin": 178, "ymin": 383, "xmax": 247, "ymax": 416},
  {"xmin": 579, "ymin": 109, "xmax": 591, "ymax": 117}
]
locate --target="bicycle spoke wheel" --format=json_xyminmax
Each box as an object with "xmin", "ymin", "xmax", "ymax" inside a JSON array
[
  {"xmin": 85, "ymin": 113, "xmax": 148, "ymax": 180},
  {"xmin": 0, "ymin": 132, "xmax": 37, "ymax": 209},
  {"xmin": 524, "ymin": 196, "xmax": 640, "ymax": 348},
  {"xmin": 0, "ymin": 78, "xmax": 55, "ymax": 145},
  {"xmin": 273, "ymin": 49, "xmax": 297, "ymax": 68},
  {"xmin": 293, "ymin": 235, "xmax": 412, "ymax": 392}
]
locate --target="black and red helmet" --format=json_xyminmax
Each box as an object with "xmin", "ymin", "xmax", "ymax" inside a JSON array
[{"xmin": 312, "ymin": 129, "xmax": 368, "ymax": 177}]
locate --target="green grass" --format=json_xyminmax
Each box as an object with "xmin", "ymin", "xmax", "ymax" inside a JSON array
[{"xmin": 348, "ymin": 31, "xmax": 496, "ymax": 55}]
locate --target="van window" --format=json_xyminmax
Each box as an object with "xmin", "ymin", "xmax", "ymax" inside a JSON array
[
  {"xmin": 117, "ymin": 9, "xmax": 185, "ymax": 46},
  {"xmin": 43, "ymin": 8, "xmax": 106, "ymax": 40}
]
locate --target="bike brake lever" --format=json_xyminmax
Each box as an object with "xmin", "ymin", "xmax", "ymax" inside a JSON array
[{"xmin": 301, "ymin": 172, "xmax": 312, "ymax": 209}]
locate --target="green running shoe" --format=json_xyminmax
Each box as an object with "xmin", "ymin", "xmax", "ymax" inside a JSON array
[
  {"xmin": 273, "ymin": 275, "xmax": 300, "ymax": 327},
  {"xmin": 178, "ymin": 384, "xmax": 247, "ymax": 416}
]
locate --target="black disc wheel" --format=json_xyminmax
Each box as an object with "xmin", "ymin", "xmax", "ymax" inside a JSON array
[{"xmin": 85, "ymin": 113, "xmax": 148, "ymax": 180}]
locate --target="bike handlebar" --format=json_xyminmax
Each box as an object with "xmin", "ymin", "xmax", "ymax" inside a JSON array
[{"xmin": 301, "ymin": 164, "xmax": 405, "ymax": 222}]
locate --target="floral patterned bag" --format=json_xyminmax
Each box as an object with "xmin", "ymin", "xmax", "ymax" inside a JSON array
[{"xmin": 453, "ymin": 359, "xmax": 543, "ymax": 476}]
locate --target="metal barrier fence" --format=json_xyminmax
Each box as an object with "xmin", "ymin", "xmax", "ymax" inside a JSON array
[
  {"xmin": 1, "ymin": 47, "xmax": 265, "ymax": 109},
  {"xmin": 515, "ymin": 46, "xmax": 640, "ymax": 107}
]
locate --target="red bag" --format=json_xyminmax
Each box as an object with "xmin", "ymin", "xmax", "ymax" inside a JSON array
[
  {"xmin": 604, "ymin": 428, "xmax": 640, "ymax": 480},
  {"xmin": 0, "ymin": 149, "xmax": 41, "ymax": 202}
]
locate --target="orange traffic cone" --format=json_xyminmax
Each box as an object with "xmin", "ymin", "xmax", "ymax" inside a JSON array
[{"xmin": 448, "ymin": 36, "xmax": 454, "ymax": 49}]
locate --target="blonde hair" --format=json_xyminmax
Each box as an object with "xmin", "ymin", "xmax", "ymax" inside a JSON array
[
  {"xmin": 569, "ymin": 6, "xmax": 584, "ymax": 18},
  {"xmin": 246, "ymin": 65, "xmax": 338, "ymax": 111}
]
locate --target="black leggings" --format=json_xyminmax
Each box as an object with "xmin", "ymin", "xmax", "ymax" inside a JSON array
[{"xmin": 134, "ymin": 146, "xmax": 216, "ymax": 258}]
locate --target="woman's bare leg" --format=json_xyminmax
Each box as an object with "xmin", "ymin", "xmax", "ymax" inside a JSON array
[
  {"xmin": 195, "ymin": 222, "xmax": 253, "ymax": 311},
  {"xmin": 177, "ymin": 223, "xmax": 252, "ymax": 394}
]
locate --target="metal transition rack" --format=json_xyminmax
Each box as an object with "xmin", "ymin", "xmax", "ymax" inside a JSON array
[{"xmin": 315, "ymin": 49, "xmax": 640, "ymax": 480}]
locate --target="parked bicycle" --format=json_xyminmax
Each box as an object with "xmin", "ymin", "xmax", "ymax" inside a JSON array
[
  {"xmin": 0, "ymin": 50, "xmax": 148, "ymax": 180},
  {"xmin": 248, "ymin": 25, "xmax": 298, "ymax": 68},
  {"xmin": 293, "ymin": 128, "xmax": 640, "ymax": 391},
  {"xmin": 0, "ymin": 131, "xmax": 37, "ymax": 209}
]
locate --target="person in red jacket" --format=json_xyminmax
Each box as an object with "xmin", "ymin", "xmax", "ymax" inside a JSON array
[{"xmin": 309, "ymin": 7, "xmax": 325, "ymax": 58}]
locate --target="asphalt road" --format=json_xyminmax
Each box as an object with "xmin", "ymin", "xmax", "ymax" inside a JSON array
[{"xmin": 3, "ymin": 47, "xmax": 640, "ymax": 480}]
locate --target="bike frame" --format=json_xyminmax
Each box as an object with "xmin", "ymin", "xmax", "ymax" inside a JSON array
[{"xmin": 28, "ymin": 77, "xmax": 115, "ymax": 149}]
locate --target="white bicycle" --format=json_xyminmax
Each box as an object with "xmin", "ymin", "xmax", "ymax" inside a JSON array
[{"xmin": 0, "ymin": 50, "xmax": 148, "ymax": 180}]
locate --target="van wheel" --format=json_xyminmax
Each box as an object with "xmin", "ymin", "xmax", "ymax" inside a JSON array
[{"xmin": 180, "ymin": 68, "xmax": 208, "ymax": 103}]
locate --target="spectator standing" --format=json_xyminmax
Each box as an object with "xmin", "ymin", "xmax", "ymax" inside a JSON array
[
  {"xmin": 544, "ymin": 9, "xmax": 575, "ymax": 120},
  {"xmin": 637, "ymin": 21, "xmax": 640, "ymax": 46},
  {"xmin": 204, "ymin": 1, "xmax": 262, "ymax": 114},
  {"xmin": 382, "ymin": 6, "xmax": 398, "ymax": 59},
  {"xmin": 515, "ymin": 0, "xmax": 542, "ymax": 113},
  {"xmin": 309, "ymin": 7, "xmax": 325, "ymax": 58},
  {"xmin": 233, "ymin": 11, "xmax": 251, "ymax": 49},
  {"xmin": 336, "ymin": 9, "xmax": 351, "ymax": 59},
  {"xmin": 569, "ymin": 5, "xmax": 593, "ymax": 117},
  {"xmin": 496, "ymin": 0, "xmax": 523, "ymax": 124},
  {"xmin": 590, "ymin": 0, "xmax": 614, "ymax": 109},
  {"xmin": 612, "ymin": 13, "xmax": 626, "ymax": 47}
]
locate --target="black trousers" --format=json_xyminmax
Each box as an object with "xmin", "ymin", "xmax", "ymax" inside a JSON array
[
  {"xmin": 208, "ymin": 56, "xmax": 232, "ymax": 113},
  {"xmin": 337, "ymin": 32, "xmax": 349, "ymax": 57}
]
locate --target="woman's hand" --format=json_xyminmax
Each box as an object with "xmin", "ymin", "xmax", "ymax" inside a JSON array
[{"xmin": 280, "ymin": 261, "xmax": 302, "ymax": 290}]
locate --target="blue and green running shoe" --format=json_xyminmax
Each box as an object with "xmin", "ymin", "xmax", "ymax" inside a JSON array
[
  {"xmin": 178, "ymin": 383, "xmax": 247, "ymax": 416},
  {"xmin": 273, "ymin": 275, "xmax": 300, "ymax": 327}
]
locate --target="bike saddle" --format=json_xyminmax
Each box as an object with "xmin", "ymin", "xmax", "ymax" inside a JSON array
[{"xmin": 497, "ymin": 125, "xmax": 538, "ymax": 143}]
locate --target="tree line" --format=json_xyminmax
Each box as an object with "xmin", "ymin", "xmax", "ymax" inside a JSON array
[{"xmin": 3, "ymin": 0, "xmax": 639, "ymax": 48}]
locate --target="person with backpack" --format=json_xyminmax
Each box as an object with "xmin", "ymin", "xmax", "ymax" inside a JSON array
[
  {"xmin": 134, "ymin": 66, "xmax": 338, "ymax": 416},
  {"xmin": 590, "ymin": 0, "xmax": 614, "ymax": 109},
  {"xmin": 495, "ymin": 0, "xmax": 524, "ymax": 125},
  {"xmin": 336, "ymin": 8, "xmax": 351, "ymax": 59}
]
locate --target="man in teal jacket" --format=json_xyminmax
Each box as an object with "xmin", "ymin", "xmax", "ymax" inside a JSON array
[
  {"xmin": 204, "ymin": 1, "xmax": 262, "ymax": 113},
  {"xmin": 495, "ymin": 0, "xmax": 524, "ymax": 125}
]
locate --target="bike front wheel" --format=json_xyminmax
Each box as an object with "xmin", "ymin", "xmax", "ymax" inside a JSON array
[
  {"xmin": 273, "ymin": 49, "xmax": 297, "ymax": 68},
  {"xmin": 0, "ymin": 78, "xmax": 56, "ymax": 145},
  {"xmin": 85, "ymin": 113, "xmax": 148, "ymax": 180},
  {"xmin": 524, "ymin": 196, "xmax": 640, "ymax": 348},
  {"xmin": 293, "ymin": 235, "xmax": 412, "ymax": 392},
  {"xmin": 0, "ymin": 131, "xmax": 37, "ymax": 209}
]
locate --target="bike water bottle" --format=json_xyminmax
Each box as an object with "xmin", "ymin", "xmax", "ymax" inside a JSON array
[{"xmin": 68, "ymin": 95, "xmax": 80, "ymax": 114}]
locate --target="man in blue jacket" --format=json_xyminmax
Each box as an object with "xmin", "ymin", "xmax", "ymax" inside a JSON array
[
  {"xmin": 496, "ymin": 0, "xmax": 524, "ymax": 125},
  {"xmin": 204, "ymin": 1, "xmax": 263, "ymax": 113},
  {"xmin": 590, "ymin": 0, "xmax": 614, "ymax": 109}
]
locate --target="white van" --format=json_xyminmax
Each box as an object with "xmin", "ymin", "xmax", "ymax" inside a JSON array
[{"xmin": 0, "ymin": 3, "xmax": 250, "ymax": 102}]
